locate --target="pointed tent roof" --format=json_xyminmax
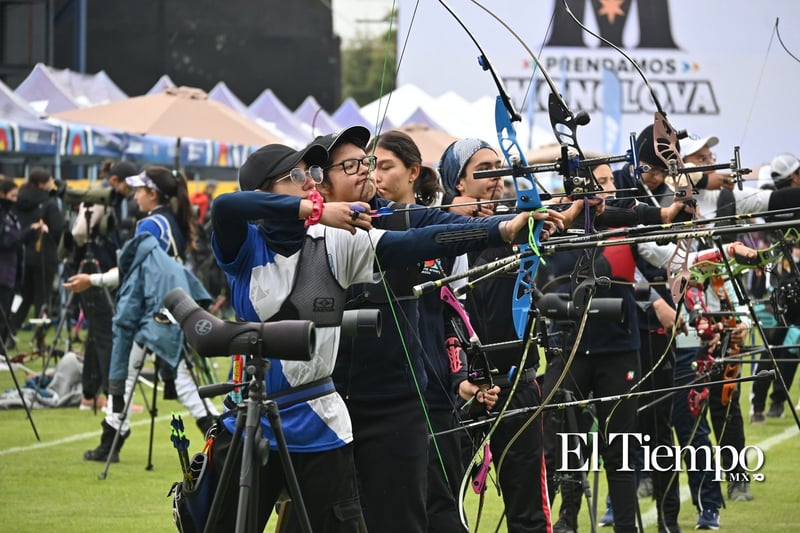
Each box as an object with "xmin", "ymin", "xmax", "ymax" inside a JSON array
[
  {"xmin": 401, "ymin": 107, "xmax": 447, "ymax": 131},
  {"xmin": 15, "ymin": 63, "xmax": 82, "ymax": 115},
  {"xmin": 361, "ymin": 84, "xmax": 436, "ymax": 128},
  {"xmin": 0, "ymin": 78, "xmax": 44, "ymax": 123},
  {"xmin": 249, "ymin": 88, "xmax": 311, "ymax": 145},
  {"xmin": 46, "ymin": 67, "xmax": 128, "ymax": 105},
  {"xmin": 147, "ymin": 74, "xmax": 176, "ymax": 95},
  {"xmin": 208, "ymin": 81, "xmax": 252, "ymax": 117},
  {"xmin": 294, "ymin": 95, "xmax": 341, "ymax": 137},
  {"xmin": 332, "ymin": 98, "xmax": 375, "ymax": 135},
  {"xmin": 14, "ymin": 63, "xmax": 127, "ymax": 114},
  {"xmin": 0, "ymin": 78, "xmax": 59, "ymax": 155}
]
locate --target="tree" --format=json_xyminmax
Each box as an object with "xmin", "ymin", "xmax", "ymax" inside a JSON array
[{"xmin": 341, "ymin": 22, "xmax": 396, "ymax": 106}]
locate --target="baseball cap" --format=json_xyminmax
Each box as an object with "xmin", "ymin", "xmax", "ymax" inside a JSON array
[
  {"xmin": 681, "ymin": 132, "xmax": 719, "ymax": 158},
  {"xmin": 109, "ymin": 160, "xmax": 138, "ymax": 179},
  {"xmin": 310, "ymin": 126, "xmax": 371, "ymax": 159},
  {"xmin": 770, "ymin": 153, "xmax": 800, "ymax": 187},
  {"xmin": 238, "ymin": 144, "xmax": 328, "ymax": 191}
]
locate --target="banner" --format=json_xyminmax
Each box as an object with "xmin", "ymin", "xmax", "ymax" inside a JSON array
[{"xmin": 396, "ymin": 0, "xmax": 799, "ymax": 166}]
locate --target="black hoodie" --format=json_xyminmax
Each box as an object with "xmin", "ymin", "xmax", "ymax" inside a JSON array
[{"xmin": 13, "ymin": 187, "xmax": 66, "ymax": 267}]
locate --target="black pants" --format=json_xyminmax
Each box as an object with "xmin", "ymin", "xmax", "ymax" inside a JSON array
[
  {"xmin": 638, "ymin": 332, "xmax": 680, "ymax": 527},
  {"xmin": 79, "ymin": 286, "xmax": 114, "ymax": 398},
  {"xmin": 427, "ymin": 409, "xmax": 467, "ymax": 532},
  {"xmin": 490, "ymin": 379, "xmax": 550, "ymax": 533},
  {"xmin": 11, "ymin": 262, "xmax": 57, "ymax": 331},
  {"xmin": 206, "ymin": 425, "xmax": 365, "ymax": 533},
  {"xmin": 751, "ymin": 327, "xmax": 799, "ymax": 412},
  {"xmin": 347, "ymin": 397, "xmax": 428, "ymax": 533},
  {"xmin": 562, "ymin": 350, "xmax": 640, "ymax": 533},
  {"xmin": 0, "ymin": 286, "xmax": 14, "ymax": 345}
]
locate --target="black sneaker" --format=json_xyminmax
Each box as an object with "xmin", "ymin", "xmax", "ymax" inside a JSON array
[
  {"xmin": 750, "ymin": 411, "xmax": 766, "ymax": 425},
  {"xmin": 83, "ymin": 447, "xmax": 119, "ymax": 463},
  {"xmin": 553, "ymin": 518, "xmax": 576, "ymax": 533},
  {"xmin": 695, "ymin": 508, "xmax": 719, "ymax": 530},
  {"xmin": 766, "ymin": 402, "xmax": 784, "ymax": 418}
]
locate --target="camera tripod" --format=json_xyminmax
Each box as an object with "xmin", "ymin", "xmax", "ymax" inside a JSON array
[
  {"xmin": 97, "ymin": 341, "xmax": 217, "ymax": 479},
  {"xmin": 41, "ymin": 203, "xmax": 116, "ymax": 397},
  {"xmin": 545, "ymin": 384, "xmax": 598, "ymax": 533},
  {"xmin": 0, "ymin": 304, "xmax": 41, "ymax": 440},
  {"xmin": 203, "ymin": 355, "xmax": 311, "ymax": 533}
]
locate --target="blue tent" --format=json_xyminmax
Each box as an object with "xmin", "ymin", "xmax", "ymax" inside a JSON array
[
  {"xmin": 332, "ymin": 97, "xmax": 376, "ymax": 134},
  {"xmin": 249, "ymin": 88, "xmax": 310, "ymax": 147},
  {"xmin": 0, "ymin": 78, "xmax": 59, "ymax": 157},
  {"xmin": 294, "ymin": 95, "xmax": 341, "ymax": 137}
]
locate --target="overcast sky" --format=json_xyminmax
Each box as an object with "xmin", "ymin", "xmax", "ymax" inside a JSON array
[{"xmin": 331, "ymin": 0, "xmax": 395, "ymax": 44}]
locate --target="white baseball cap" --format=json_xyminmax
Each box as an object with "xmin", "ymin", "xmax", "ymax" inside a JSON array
[
  {"xmin": 769, "ymin": 153, "xmax": 800, "ymax": 186},
  {"xmin": 681, "ymin": 132, "xmax": 719, "ymax": 158}
]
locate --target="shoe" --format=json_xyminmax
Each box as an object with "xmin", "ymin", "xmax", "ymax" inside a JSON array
[
  {"xmin": 658, "ymin": 525, "xmax": 682, "ymax": 533},
  {"xmin": 79, "ymin": 396, "xmax": 108, "ymax": 411},
  {"xmin": 727, "ymin": 480, "xmax": 754, "ymax": 502},
  {"xmin": 637, "ymin": 476, "xmax": 654, "ymax": 498},
  {"xmin": 599, "ymin": 506, "xmax": 614, "ymax": 527},
  {"xmin": 750, "ymin": 412, "xmax": 766, "ymax": 425},
  {"xmin": 553, "ymin": 517, "xmax": 576, "ymax": 533},
  {"xmin": 83, "ymin": 420, "xmax": 129, "ymax": 463},
  {"xmin": 766, "ymin": 402, "xmax": 784, "ymax": 418},
  {"xmin": 695, "ymin": 508, "xmax": 720, "ymax": 530}
]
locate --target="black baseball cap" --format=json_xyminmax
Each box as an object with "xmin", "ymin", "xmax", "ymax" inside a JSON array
[
  {"xmin": 238, "ymin": 144, "xmax": 328, "ymax": 191},
  {"xmin": 636, "ymin": 124, "xmax": 681, "ymax": 169},
  {"xmin": 109, "ymin": 160, "xmax": 138, "ymax": 179},
  {"xmin": 310, "ymin": 126, "xmax": 371, "ymax": 162}
]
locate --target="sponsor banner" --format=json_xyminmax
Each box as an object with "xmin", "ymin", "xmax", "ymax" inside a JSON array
[{"xmin": 397, "ymin": 0, "xmax": 798, "ymax": 166}]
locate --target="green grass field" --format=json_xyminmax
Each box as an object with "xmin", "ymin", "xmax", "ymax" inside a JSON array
[{"xmin": 1, "ymin": 327, "xmax": 799, "ymax": 532}]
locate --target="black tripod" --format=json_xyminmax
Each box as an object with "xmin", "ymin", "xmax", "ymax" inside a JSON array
[
  {"xmin": 42, "ymin": 203, "xmax": 116, "ymax": 394},
  {"xmin": 0, "ymin": 306, "xmax": 41, "ymax": 440},
  {"xmin": 140, "ymin": 342, "xmax": 216, "ymax": 471},
  {"xmin": 547, "ymin": 385, "xmax": 598, "ymax": 533},
  {"xmin": 204, "ymin": 355, "xmax": 311, "ymax": 533}
]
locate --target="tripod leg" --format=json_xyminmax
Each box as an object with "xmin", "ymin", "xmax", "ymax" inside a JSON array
[
  {"xmin": 265, "ymin": 401, "xmax": 312, "ymax": 533},
  {"xmin": 98, "ymin": 344, "xmax": 148, "ymax": 480},
  {"xmin": 146, "ymin": 356, "xmax": 159, "ymax": 471},
  {"xmin": 236, "ymin": 386, "xmax": 263, "ymax": 533},
  {"xmin": 563, "ymin": 390, "xmax": 597, "ymax": 533},
  {"xmin": 204, "ymin": 415, "xmax": 245, "ymax": 533},
  {"xmin": 37, "ymin": 289, "xmax": 73, "ymax": 389},
  {"xmin": 1, "ymin": 344, "xmax": 41, "ymax": 441}
]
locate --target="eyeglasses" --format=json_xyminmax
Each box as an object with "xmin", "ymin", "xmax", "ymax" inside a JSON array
[
  {"xmin": 325, "ymin": 155, "xmax": 377, "ymax": 176},
  {"xmin": 274, "ymin": 166, "xmax": 324, "ymax": 186}
]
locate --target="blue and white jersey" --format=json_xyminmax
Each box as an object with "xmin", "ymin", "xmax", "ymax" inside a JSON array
[
  {"xmin": 212, "ymin": 222, "xmax": 385, "ymax": 452},
  {"xmin": 135, "ymin": 208, "xmax": 185, "ymax": 261}
]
